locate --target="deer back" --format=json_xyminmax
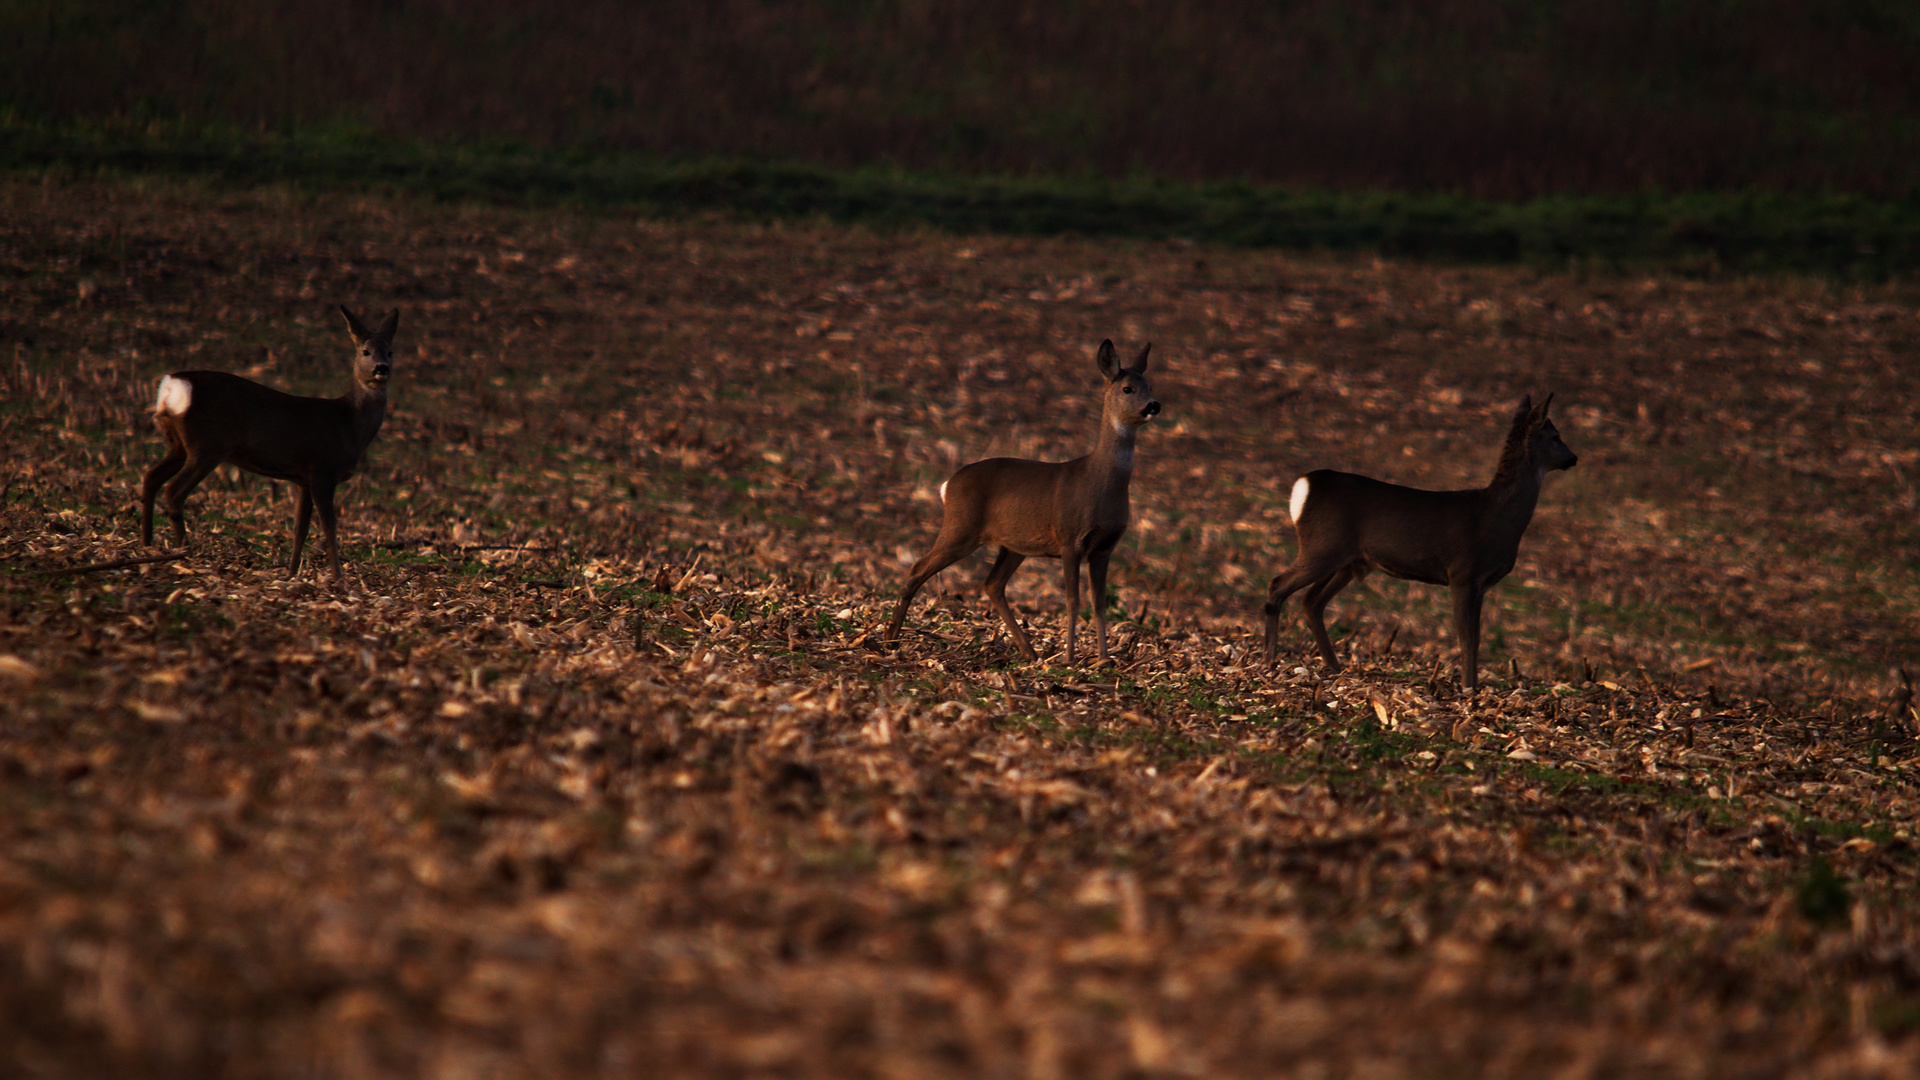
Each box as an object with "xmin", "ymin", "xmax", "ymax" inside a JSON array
[
  {"xmin": 943, "ymin": 341, "xmax": 1158, "ymax": 558},
  {"xmin": 154, "ymin": 372, "xmax": 378, "ymax": 483},
  {"xmin": 941, "ymin": 456, "xmax": 1076, "ymax": 556},
  {"xmin": 1294, "ymin": 469, "xmax": 1490, "ymax": 585}
]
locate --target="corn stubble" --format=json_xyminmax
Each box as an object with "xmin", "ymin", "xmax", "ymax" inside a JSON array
[{"xmin": 2, "ymin": 178, "xmax": 1919, "ymax": 1078}]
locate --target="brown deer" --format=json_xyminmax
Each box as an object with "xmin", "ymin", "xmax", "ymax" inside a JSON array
[
  {"xmin": 884, "ymin": 340, "xmax": 1161, "ymax": 665},
  {"xmin": 140, "ymin": 306, "xmax": 399, "ymax": 583},
  {"xmin": 1262, "ymin": 394, "xmax": 1577, "ymax": 693}
]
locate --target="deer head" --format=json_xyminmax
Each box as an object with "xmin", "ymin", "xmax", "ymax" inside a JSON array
[
  {"xmin": 1096, "ymin": 340, "xmax": 1161, "ymax": 431},
  {"xmin": 341, "ymin": 306, "xmax": 399, "ymax": 391}
]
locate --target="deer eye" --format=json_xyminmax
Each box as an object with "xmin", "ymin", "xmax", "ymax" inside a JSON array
[{"xmin": 1123, "ymin": 386, "xmax": 1135, "ymax": 394}]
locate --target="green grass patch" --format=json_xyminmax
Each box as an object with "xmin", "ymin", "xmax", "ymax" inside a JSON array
[
  {"xmin": 1795, "ymin": 856, "xmax": 1852, "ymax": 927},
  {"xmin": 11, "ymin": 118, "xmax": 1920, "ymax": 277},
  {"xmin": 157, "ymin": 600, "xmax": 231, "ymax": 641},
  {"xmin": 365, "ymin": 549, "xmax": 447, "ymax": 570}
]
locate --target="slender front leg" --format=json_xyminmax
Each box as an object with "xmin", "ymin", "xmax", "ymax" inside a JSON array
[
  {"xmin": 1088, "ymin": 547, "xmax": 1113, "ymax": 664},
  {"xmin": 1449, "ymin": 583, "xmax": 1485, "ymax": 695},
  {"xmin": 311, "ymin": 481, "xmax": 343, "ymax": 584},
  {"xmin": 1061, "ymin": 547, "xmax": 1083, "ymax": 665},
  {"xmin": 289, "ymin": 485, "xmax": 313, "ymax": 577}
]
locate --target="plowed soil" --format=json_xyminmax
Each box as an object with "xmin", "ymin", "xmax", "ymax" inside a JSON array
[{"xmin": 3, "ymin": 178, "xmax": 1920, "ymax": 1079}]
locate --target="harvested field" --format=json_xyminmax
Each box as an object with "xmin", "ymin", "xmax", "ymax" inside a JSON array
[{"xmin": 3, "ymin": 177, "xmax": 1920, "ymax": 1078}]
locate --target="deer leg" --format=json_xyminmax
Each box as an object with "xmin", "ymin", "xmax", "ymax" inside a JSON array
[
  {"xmin": 980, "ymin": 548, "xmax": 1034, "ymax": 661},
  {"xmin": 289, "ymin": 485, "xmax": 313, "ymax": 578},
  {"xmin": 140, "ymin": 443, "xmax": 187, "ymax": 546},
  {"xmin": 311, "ymin": 481, "xmax": 343, "ymax": 584},
  {"xmin": 1262, "ymin": 561, "xmax": 1340, "ymax": 666},
  {"xmin": 1088, "ymin": 547, "xmax": 1113, "ymax": 664},
  {"xmin": 1300, "ymin": 565, "xmax": 1357, "ymax": 671},
  {"xmin": 1062, "ymin": 547, "xmax": 1084, "ymax": 665},
  {"xmin": 1449, "ymin": 583, "xmax": 1485, "ymax": 696},
  {"xmin": 160, "ymin": 455, "xmax": 223, "ymax": 548},
  {"xmin": 884, "ymin": 530, "xmax": 980, "ymax": 644}
]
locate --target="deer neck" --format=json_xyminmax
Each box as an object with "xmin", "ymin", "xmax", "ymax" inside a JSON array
[
  {"xmin": 1091, "ymin": 414, "xmax": 1139, "ymax": 488},
  {"xmin": 1482, "ymin": 459, "xmax": 1544, "ymax": 540},
  {"xmin": 345, "ymin": 382, "xmax": 390, "ymax": 453}
]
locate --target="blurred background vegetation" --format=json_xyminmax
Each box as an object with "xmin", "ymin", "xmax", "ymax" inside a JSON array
[{"xmin": 6, "ymin": 0, "xmax": 1920, "ymax": 272}]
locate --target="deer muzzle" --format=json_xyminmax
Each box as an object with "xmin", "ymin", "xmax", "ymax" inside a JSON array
[{"xmin": 1143, "ymin": 400, "xmax": 1162, "ymax": 419}]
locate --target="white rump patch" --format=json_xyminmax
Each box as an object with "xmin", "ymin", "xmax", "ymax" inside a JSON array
[
  {"xmin": 1289, "ymin": 476, "xmax": 1310, "ymax": 523},
  {"xmin": 154, "ymin": 375, "xmax": 192, "ymax": 416},
  {"xmin": 938, "ymin": 479, "xmax": 949, "ymax": 503}
]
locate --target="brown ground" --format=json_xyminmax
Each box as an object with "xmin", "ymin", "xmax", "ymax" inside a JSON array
[{"xmin": 2, "ymin": 177, "xmax": 1919, "ymax": 1079}]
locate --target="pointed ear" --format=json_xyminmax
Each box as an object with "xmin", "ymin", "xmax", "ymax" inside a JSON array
[
  {"xmin": 374, "ymin": 309, "xmax": 400, "ymax": 342},
  {"xmin": 1129, "ymin": 343, "xmax": 1152, "ymax": 374},
  {"xmin": 1511, "ymin": 394, "xmax": 1533, "ymax": 424},
  {"xmin": 1537, "ymin": 391, "xmax": 1554, "ymax": 418},
  {"xmin": 340, "ymin": 305, "xmax": 372, "ymax": 345},
  {"xmin": 1095, "ymin": 339, "xmax": 1120, "ymax": 381}
]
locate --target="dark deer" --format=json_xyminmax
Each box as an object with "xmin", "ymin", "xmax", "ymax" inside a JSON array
[
  {"xmin": 885, "ymin": 340, "xmax": 1161, "ymax": 665},
  {"xmin": 140, "ymin": 306, "xmax": 399, "ymax": 583},
  {"xmin": 1262, "ymin": 394, "xmax": 1577, "ymax": 693}
]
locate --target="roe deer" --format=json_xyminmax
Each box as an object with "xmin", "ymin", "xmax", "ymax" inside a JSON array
[
  {"xmin": 884, "ymin": 340, "xmax": 1160, "ymax": 665},
  {"xmin": 140, "ymin": 306, "xmax": 399, "ymax": 583},
  {"xmin": 1262, "ymin": 394, "xmax": 1577, "ymax": 693}
]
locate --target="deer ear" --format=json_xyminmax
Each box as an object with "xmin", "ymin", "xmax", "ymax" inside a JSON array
[
  {"xmin": 1095, "ymin": 339, "xmax": 1120, "ymax": 381},
  {"xmin": 1537, "ymin": 392, "xmax": 1555, "ymax": 417},
  {"xmin": 1511, "ymin": 395, "xmax": 1533, "ymax": 425},
  {"xmin": 375, "ymin": 309, "xmax": 400, "ymax": 342},
  {"xmin": 1129, "ymin": 343, "xmax": 1152, "ymax": 374},
  {"xmin": 341, "ymin": 306, "xmax": 372, "ymax": 345}
]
